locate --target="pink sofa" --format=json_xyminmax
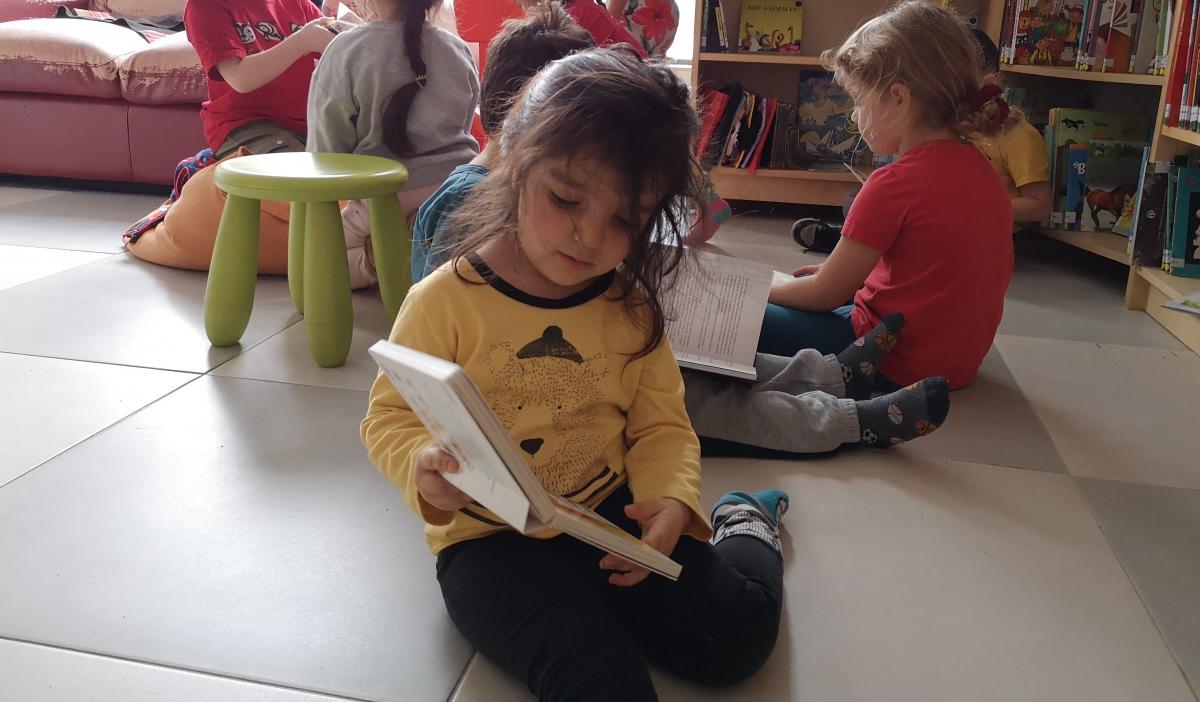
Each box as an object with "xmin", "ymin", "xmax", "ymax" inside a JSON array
[{"xmin": 0, "ymin": 0, "xmax": 206, "ymax": 185}]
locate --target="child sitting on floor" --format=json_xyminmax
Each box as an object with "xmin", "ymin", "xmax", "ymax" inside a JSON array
[
  {"xmin": 307, "ymin": 0, "xmax": 479, "ymax": 290},
  {"xmin": 765, "ymin": 1, "xmax": 1014, "ymax": 392},
  {"xmin": 362, "ymin": 48, "xmax": 788, "ymax": 699},
  {"xmin": 184, "ymin": 0, "xmax": 334, "ymax": 158},
  {"xmin": 411, "ymin": 1, "xmax": 594, "ymax": 281}
]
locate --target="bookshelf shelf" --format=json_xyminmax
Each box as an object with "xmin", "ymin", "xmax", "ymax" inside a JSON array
[
  {"xmin": 710, "ymin": 166, "xmax": 864, "ymax": 182},
  {"xmin": 1000, "ymin": 64, "xmax": 1164, "ymax": 85},
  {"xmin": 696, "ymin": 52, "xmax": 827, "ymax": 65},
  {"xmin": 1160, "ymin": 125, "xmax": 1200, "ymax": 149},
  {"xmin": 1034, "ymin": 227, "xmax": 1130, "ymax": 265},
  {"xmin": 1129, "ymin": 266, "xmax": 1200, "ymax": 353}
]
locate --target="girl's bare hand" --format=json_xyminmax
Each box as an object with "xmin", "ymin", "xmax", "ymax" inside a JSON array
[{"xmin": 415, "ymin": 446, "xmax": 472, "ymax": 512}]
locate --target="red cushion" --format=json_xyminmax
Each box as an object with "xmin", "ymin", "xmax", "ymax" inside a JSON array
[
  {"xmin": 0, "ymin": 18, "xmax": 143, "ymax": 99},
  {"xmin": 119, "ymin": 31, "xmax": 204, "ymax": 104}
]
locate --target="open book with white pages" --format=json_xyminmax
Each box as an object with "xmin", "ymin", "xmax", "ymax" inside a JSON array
[
  {"xmin": 368, "ymin": 341, "xmax": 682, "ymax": 581},
  {"xmin": 663, "ymin": 248, "xmax": 776, "ymax": 381}
]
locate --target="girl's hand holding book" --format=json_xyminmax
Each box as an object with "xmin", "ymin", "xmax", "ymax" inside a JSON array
[
  {"xmin": 415, "ymin": 445, "xmax": 473, "ymax": 513},
  {"xmin": 599, "ymin": 498, "xmax": 690, "ymax": 587}
]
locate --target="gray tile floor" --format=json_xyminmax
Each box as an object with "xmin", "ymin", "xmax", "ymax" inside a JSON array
[{"xmin": 0, "ymin": 186, "xmax": 1197, "ymax": 702}]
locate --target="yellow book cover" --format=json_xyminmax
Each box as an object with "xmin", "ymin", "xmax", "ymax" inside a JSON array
[{"xmin": 739, "ymin": 0, "xmax": 804, "ymax": 53}]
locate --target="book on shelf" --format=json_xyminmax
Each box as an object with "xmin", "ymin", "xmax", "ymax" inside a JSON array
[
  {"xmin": 697, "ymin": 86, "xmax": 732, "ymax": 164},
  {"xmin": 997, "ymin": 0, "xmax": 1164, "ymax": 73},
  {"xmin": 1164, "ymin": 0, "xmax": 1194, "ymax": 125},
  {"xmin": 367, "ymin": 341, "xmax": 683, "ymax": 581},
  {"xmin": 738, "ymin": 0, "xmax": 803, "ymax": 53},
  {"xmin": 663, "ymin": 249, "xmax": 773, "ymax": 381},
  {"xmin": 1168, "ymin": 167, "xmax": 1200, "ymax": 276},
  {"xmin": 763, "ymin": 70, "xmax": 872, "ymax": 170},
  {"xmin": 1064, "ymin": 144, "xmax": 1089, "ymax": 229},
  {"xmin": 1080, "ymin": 139, "xmax": 1146, "ymax": 232},
  {"xmin": 701, "ymin": 0, "xmax": 730, "ymax": 52},
  {"xmin": 1047, "ymin": 108, "xmax": 1152, "ymax": 226},
  {"xmin": 1128, "ymin": 150, "xmax": 1169, "ymax": 265}
]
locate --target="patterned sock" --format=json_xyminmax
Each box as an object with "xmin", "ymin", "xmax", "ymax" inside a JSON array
[
  {"xmin": 855, "ymin": 377, "xmax": 950, "ymax": 447},
  {"xmin": 837, "ymin": 312, "xmax": 905, "ymax": 401},
  {"xmin": 710, "ymin": 489, "xmax": 789, "ymax": 555}
]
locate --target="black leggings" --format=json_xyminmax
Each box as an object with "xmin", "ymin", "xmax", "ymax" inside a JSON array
[{"xmin": 436, "ymin": 484, "xmax": 784, "ymax": 701}]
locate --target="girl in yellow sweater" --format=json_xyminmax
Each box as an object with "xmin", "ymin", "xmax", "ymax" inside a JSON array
[{"xmin": 361, "ymin": 48, "xmax": 786, "ymax": 699}]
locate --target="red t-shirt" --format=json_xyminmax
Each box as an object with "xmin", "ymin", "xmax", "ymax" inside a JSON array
[
  {"xmin": 184, "ymin": 0, "xmax": 322, "ymax": 150},
  {"xmin": 843, "ymin": 139, "xmax": 1013, "ymax": 389}
]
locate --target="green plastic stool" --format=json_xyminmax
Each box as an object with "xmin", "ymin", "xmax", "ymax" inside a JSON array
[{"xmin": 205, "ymin": 152, "xmax": 410, "ymax": 367}]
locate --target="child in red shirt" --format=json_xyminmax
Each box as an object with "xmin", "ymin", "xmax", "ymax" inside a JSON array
[
  {"xmin": 185, "ymin": 0, "xmax": 334, "ymax": 158},
  {"xmin": 763, "ymin": 1, "xmax": 1013, "ymax": 389}
]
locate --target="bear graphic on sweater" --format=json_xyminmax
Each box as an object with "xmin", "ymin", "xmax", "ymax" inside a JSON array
[{"xmin": 486, "ymin": 326, "xmax": 613, "ymax": 497}]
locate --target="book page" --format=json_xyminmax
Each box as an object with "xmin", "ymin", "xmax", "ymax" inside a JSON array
[
  {"xmin": 369, "ymin": 343, "xmax": 534, "ymax": 531},
  {"xmin": 664, "ymin": 250, "xmax": 773, "ymax": 378},
  {"xmin": 548, "ymin": 495, "xmax": 681, "ymax": 580}
]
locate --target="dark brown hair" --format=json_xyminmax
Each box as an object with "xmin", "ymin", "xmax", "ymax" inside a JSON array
[
  {"xmin": 481, "ymin": 3, "xmax": 594, "ymax": 135},
  {"xmin": 823, "ymin": 0, "xmax": 1016, "ymax": 138},
  {"xmin": 448, "ymin": 48, "xmax": 703, "ymax": 358},
  {"xmin": 381, "ymin": 0, "xmax": 440, "ymax": 156}
]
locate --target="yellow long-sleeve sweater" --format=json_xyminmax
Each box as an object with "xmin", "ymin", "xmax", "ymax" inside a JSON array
[{"xmin": 361, "ymin": 254, "xmax": 711, "ymax": 555}]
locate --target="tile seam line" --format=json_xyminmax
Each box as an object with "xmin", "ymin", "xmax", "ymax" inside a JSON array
[
  {"xmin": 1070, "ymin": 478, "xmax": 1200, "ymax": 701},
  {"xmin": 0, "ymin": 373, "xmax": 205, "ymax": 490},
  {"xmin": 0, "ymin": 635, "xmax": 369, "ymax": 702}
]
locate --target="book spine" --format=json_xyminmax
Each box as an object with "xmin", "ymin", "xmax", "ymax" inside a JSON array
[
  {"xmin": 1158, "ymin": 0, "xmax": 1173, "ymax": 74},
  {"xmin": 1188, "ymin": 0, "xmax": 1200, "ymax": 128},
  {"xmin": 1164, "ymin": 164, "xmax": 1179, "ymax": 271},
  {"xmin": 1000, "ymin": 0, "xmax": 1016, "ymax": 63},
  {"xmin": 701, "ymin": 0, "xmax": 711, "ymax": 52},
  {"xmin": 1166, "ymin": 0, "xmax": 1193, "ymax": 125},
  {"xmin": 714, "ymin": 0, "xmax": 729, "ymax": 52}
]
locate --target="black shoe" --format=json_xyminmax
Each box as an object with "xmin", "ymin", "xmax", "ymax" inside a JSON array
[{"xmin": 791, "ymin": 217, "xmax": 842, "ymax": 253}]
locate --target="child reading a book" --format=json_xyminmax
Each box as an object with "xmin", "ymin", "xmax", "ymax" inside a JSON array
[
  {"xmin": 412, "ymin": 2, "xmax": 595, "ymax": 281},
  {"xmin": 184, "ymin": 0, "xmax": 334, "ymax": 158},
  {"xmin": 763, "ymin": 1, "xmax": 1014, "ymax": 391},
  {"xmin": 307, "ymin": 0, "xmax": 480, "ymax": 289},
  {"xmin": 362, "ymin": 49, "xmax": 787, "ymax": 699}
]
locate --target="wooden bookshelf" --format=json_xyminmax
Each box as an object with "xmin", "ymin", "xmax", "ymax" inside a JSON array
[
  {"xmin": 696, "ymin": 52, "xmax": 826, "ymax": 65},
  {"xmin": 1000, "ymin": 64, "xmax": 1164, "ymax": 85},
  {"xmin": 1126, "ymin": 266, "xmax": 1200, "ymax": 353},
  {"xmin": 691, "ymin": 0, "xmax": 1000, "ymax": 206},
  {"xmin": 1160, "ymin": 125, "xmax": 1200, "ymax": 149},
  {"xmin": 1034, "ymin": 227, "xmax": 1130, "ymax": 265}
]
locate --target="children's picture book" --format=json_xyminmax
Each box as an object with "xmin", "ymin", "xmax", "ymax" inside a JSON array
[
  {"xmin": 1128, "ymin": 157, "xmax": 1168, "ymax": 266},
  {"xmin": 1081, "ymin": 140, "xmax": 1146, "ymax": 232},
  {"xmin": 738, "ymin": 0, "xmax": 803, "ymax": 53},
  {"xmin": 1100, "ymin": 0, "xmax": 1137, "ymax": 72},
  {"xmin": 1009, "ymin": 0, "xmax": 1086, "ymax": 66},
  {"xmin": 766, "ymin": 71, "xmax": 869, "ymax": 169},
  {"xmin": 701, "ymin": 0, "xmax": 730, "ymax": 52},
  {"xmin": 663, "ymin": 249, "xmax": 773, "ymax": 381},
  {"xmin": 1128, "ymin": 0, "xmax": 1163, "ymax": 73},
  {"xmin": 1004, "ymin": 85, "xmax": 1086, "ymax": 133},
  {"xmin": 1169, "ymin": 167, "xmax": 1200, "ymax": 276},
  {"xmin": 1049, "ymin": 109, "xmax": 1152, "ymax": 224},
  {"xmin": 367, "ymin": 342, "xmax": 683, "ymax": 581},
  {"xmin": 1064, "ymin": 144, "xmax": 1089, "ymax": 229}
]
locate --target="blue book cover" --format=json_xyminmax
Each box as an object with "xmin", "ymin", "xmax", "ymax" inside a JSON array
[
  {"xmin": 1064, "ymin": 145, "xmax": 1089, "ymax": 230},
  {"xmin": 1170, "ymin": 167, "xmax": 1200, "ymax": 277}
]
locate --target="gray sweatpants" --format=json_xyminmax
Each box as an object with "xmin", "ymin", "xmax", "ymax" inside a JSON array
[{"xmin": 683, "ymin": 350, "xmax": 861, "ymax": 453}]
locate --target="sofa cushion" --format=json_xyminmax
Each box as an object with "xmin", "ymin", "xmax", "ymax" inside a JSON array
[
  {"xmin": 0, "ymin": 0, "xmax": 88, "ymax": 22},
  {"xmin": 119, "ymin": 31, "xmax": 204, "ymax": 104},
  {"xmin": 91, "ymin": 0, "xmax": 185, "ymax": 21},
  {"xmin": 0, "ymin": 18, "xmax": 144, "ymax": 99}
]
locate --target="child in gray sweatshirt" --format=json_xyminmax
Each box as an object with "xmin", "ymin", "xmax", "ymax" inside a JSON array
[{"xmin": 307, "ymin": 0, "xmax": 479, "ymax": 289}]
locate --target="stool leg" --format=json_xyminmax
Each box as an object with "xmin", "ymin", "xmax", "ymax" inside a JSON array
[
  {"xmin": 304, "ymin": 200, "xmax": 354, "ymax": 367},
  {"xmin": 288, "ymin": 200, "xmax": 306, "ymax": 315},
  {"xmin": 367, "ymin": 194, "xmax": 412, "ymax": 320},
  {"xmin": 204, "ymin": 194, "xmax": 261, "ymax": 347}
]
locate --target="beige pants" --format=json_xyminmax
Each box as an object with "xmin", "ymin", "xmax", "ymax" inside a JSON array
[{"xmin": 342, "ymin": 183, "xmax": 441, "ymax": 290}]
